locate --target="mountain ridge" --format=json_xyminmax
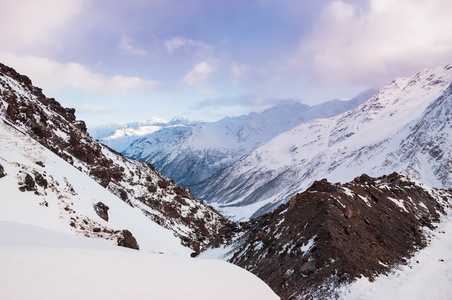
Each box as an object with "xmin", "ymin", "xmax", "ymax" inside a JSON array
[
  {"xmin": 131, "ymin": 89, "xmax": 376, "ymax": 187},
  {"xmin": 0, "ymin": 62, "xmax": 231, "ymax": 252},
  {"xmin": 193, "ymin": 65, "xmax": 452, "ymax": 220}
]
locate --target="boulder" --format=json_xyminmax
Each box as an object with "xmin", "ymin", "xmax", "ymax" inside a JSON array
[
  {"xmin": 93, "ymin": 202, "xmax": 109, "ymax": 222},
  {"xmin": 117, "ymin": 229, "xmax": 139, "ymax": 250}
]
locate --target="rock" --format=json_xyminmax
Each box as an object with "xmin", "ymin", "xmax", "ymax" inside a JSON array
[
  {"xmin": 262, "ymin": 234, "xmax": 271, "ymax": 245},
  {"xmin": 300, "ymin": 259, "xmax": 317, "ymax": 275},
  {"xmin": 93, "ymin": 227, "xmax": 101, "ymax": 233},
  {"xmin": 19, "ymin": 173, "xmax": 36, "ymax": 192},
  {"xmin": 35, "ymin": 161, "xmax": 45, "ymax": 167},
  {"xmin": 190, "ymin": 252, "xmax": 199, "ymax": 258},
  {"xmin": 117, "ymin": 229, "xmax": 139, "ymax": 250},
  {"xmin": 93, "ymin": 202, "xmax": 109, "ymax": 222},
  {"xmin": 344, "ymin": 206, "xmax": 353, "ymax": 219},
  {"xmin": 0, "ymin": 164, "xmax": 5, "ymax": 178},
  {"xmin": 219, "ymin": 225, "xmax": 232, "ymax": 238},
  {"xmin": 339, "ymin": 274, "xmax": 349, "ymax": 282},
  {"xmin": 33, "ymin": 171, "xmax": 47, "ymax": 188}
]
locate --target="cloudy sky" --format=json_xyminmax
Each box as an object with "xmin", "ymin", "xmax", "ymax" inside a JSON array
[{"xmin": 1, "ymin": 0, "xmax": 451, "ymax": 127}]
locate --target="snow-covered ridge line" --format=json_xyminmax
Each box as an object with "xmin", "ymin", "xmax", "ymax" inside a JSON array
[
  {"xmin": 123, "ymin": 88, "xmax": 376, "ymax": 188},
  {"xmin": 193, "ymin": 64, "xmax": 452, "ymax": 220}
]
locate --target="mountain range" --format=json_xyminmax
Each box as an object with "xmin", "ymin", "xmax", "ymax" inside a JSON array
[
  {"xmin": 193, "ymin": 65, "xmax": 452, "ymax": 220},
  {"xmin": 96, "ymin": 65, "xmax": 452, "ymax": 221}
]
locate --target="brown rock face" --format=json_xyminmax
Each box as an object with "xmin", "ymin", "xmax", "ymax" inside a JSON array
[{"xmin": 226, "ymin": 173, "xmax": 451, "ymax": 299}]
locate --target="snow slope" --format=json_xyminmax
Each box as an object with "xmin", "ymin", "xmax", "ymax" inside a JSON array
[
  {"xmin": 193, "ymin": 65, "xmax": 452, "ymax": 220},
  {"xmin": 0, "ymin": 114, "xmax": 278, "ymax": 300},
  {"xmin": 136, "ymin": 89, "xmax": 375, "ymax": 187},
  {"xmin": 0, "ymin": 221, "xmax": 278, "ymax": 300},
  {"xmin": 340, "ymin": 206, "xmax": 452, "ymax": 300}
]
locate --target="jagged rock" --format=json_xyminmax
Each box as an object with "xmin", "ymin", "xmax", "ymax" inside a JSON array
[
  {"xmin": 0, "ymin": 164, "xmax": 5, "ymax": 178},
  {"xmin": 117, "ymin": 229, "xmax": 139, "ymax": 250},
  {"xmin": 93, "ymin": 202, "xmax": 109, "ymax": 222}
]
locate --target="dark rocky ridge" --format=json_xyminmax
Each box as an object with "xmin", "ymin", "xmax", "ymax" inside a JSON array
[
  {"xmin": 221, "ymin": 173, "xmax": 451, "ymax": 299},
  {"xmin": 0, "ymin": 63, "xmax": 231, "ymax": 252}
]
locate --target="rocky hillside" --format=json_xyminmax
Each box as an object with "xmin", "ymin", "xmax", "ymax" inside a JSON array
[
  {"xmin": 0, "ymin": 63, "xmax": 230, "ymax": 252},
  {"xmin": 211, "ymin": 173, "xmax": 452, "ymax": 299}
]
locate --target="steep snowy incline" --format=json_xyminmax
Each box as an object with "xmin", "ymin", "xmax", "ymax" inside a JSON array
[
  {"xmin": 139, "ymin": 89, "xmax": 375, "ymax": 187},
  {"xmin": 0, "ymin": 119, "xmax": 190, "ymax": 255},
  {"xmin": 0, "ymin": 63, "xmax": 230, "ymax": 251},
  {"xmin": 193, "ymin": 65, "xmax": 452, "ymax": 220}
]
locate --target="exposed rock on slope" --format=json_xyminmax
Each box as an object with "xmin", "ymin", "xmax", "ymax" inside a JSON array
[
  {"xmin": 0, "ymin": 63, "xmax": 230, "ymax": 252},
  {"xmin": 219, "ymin": 173, "xmax": 452, "ymax": 299}
]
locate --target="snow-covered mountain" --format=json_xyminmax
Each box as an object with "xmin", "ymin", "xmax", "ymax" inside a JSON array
[
  {"xmin": 128, "ymin": 89, "xmax": 375, "ymax": 187},
  {"xmin": 192, "ymin": 65, "xmax": 452, "ymax": 220},
  {"xmin": 90, "ymin": 117, "xmax": 201, "ymax": 153},
  {"xmin": 0, "ymin": 63, "xmax": 232, "ymax": 252}
]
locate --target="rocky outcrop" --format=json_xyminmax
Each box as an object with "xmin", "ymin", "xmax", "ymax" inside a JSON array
[{"xmin": 221, "ymin": 173, "xmax": 451, "ymax": 299}]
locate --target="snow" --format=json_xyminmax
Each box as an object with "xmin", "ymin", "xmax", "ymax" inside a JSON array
[
  {"xmin": 387, "ymin": 196, "xmax": 409, "ymax": 213},
  {"xmin": 91, "ymin": 117, "xmax": 200, "ymax": 153},
  {"xmin": 0, "ymin": 120, "xmax": 279, "ymax": 300},
  {"xmin": 339, "ymin": 209, "xmax": 452, "ymax": 300},
  {"xmin": 0, "ymin": 221, "xmax": 278, "ymax": 300}
]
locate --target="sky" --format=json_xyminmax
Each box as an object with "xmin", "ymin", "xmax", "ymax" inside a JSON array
[{"xmin": 1, "ymin": 0, "xmax": 452, "ymax": 128}]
